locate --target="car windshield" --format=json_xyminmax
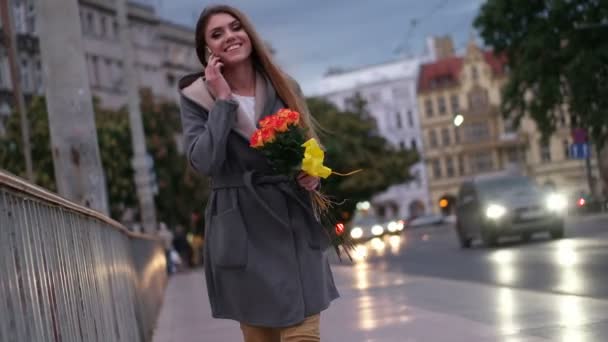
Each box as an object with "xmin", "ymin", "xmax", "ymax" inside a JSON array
[{"xmin": 477, "ymin": 176, "xmax": 541, "ymax": 198}]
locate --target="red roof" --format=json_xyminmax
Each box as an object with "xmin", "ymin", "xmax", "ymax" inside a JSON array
[{"xmin": 418, "ymin": 51, "xmax": 507, "ymax": 93}]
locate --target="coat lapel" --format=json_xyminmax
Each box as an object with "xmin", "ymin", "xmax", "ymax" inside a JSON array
[{"xmin": 180, "ymin": 70, "xmax": 280, "ymax": 140}]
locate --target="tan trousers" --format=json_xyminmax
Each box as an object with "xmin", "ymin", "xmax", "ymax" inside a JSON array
[{"xmin": 240, "ymin": 314, "xmax": 320, "ymax": 342}]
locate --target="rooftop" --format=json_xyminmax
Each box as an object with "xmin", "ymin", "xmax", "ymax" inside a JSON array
[{"xmin": 318, "ymin": 56, "xmax": 430, "ymax": 95}]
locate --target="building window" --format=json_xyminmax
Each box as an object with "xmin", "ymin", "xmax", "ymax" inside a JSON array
[
  {"xmin": 507, "ymin": 148, "xmax": 521, "ymax": 164},
  {"xmin": 396, "ymin": 112, "xmax": 403, "ymax": 129},
  {"xmin": 411, "ymin": 139, "xmax": 418, "ymax": 152},
  {"xmin": 458, "ymin": 154, "xmax": 466, "ymax": 176},
  {"xmin": 471, "ymin": 66, "xmax": 479, "ymax": 81},
  {"xmin": 431, "ymin": 159, "xmax": 442, "ymax": 179},
  {"xmin": 100, "ymin": 15, "xmax": 107, "ymax": 38},
  {"xmin": 20, "ymin": 58, "xmax": 30, "ymax": 92},
  {"xmin": 425, "ymin": 99, "xmax": 434, "ymax": 118},
  {"xmin": 445, "ymin": 157, "xmax": 455, "ymax": 178},
  {"xmin": 454, "ymin": 127, "xmax": 461, "ymax": 144},
  {"xmin": 86, "ymin": 12, "xmax": 94, "ymax": 35},
  {"xmin": 540, "ymin": 139, "xmax": 552, "ymax": 162},
  {"xmin": 468, "ymin": 88, "xmax": 489, "ymax": 110},
  {"xmin": 441, "ymin": 127, "xmax": 451, "ymax": 146},
  {"xmin": 429, "ymin": 129, "xmax": 438, "ymax": 149},
  {"xmin": 472, "ymin": 151, "xmax": 494, "ymax": 173},
  {"xmin": 407, "ymin": 110, "xmax": 413, "ymax": 127},
  {"xmin": 26, "ymin": 1, "xmax": 36, "ymax": 33},
  {"xmin": 113, "ymin": 20, "xmax": 119, "ymax": 40},
  {"xmin": 464, "ymin": 122, "xmax": 490, "ymax": 143},
  {"xmin": 563, "ymin": 139, "xmax": 570, "ymax": 160},
  {"xmin": 450, "ymin": 94, "xmax": 460, "ymax": 115},
  {"xmin": 399, "ymin": 141, "xmax": 406, "ymax": 150},
  {"xmin": 438, "ymin": 96, "xmax": 447, "ymax": 116}
]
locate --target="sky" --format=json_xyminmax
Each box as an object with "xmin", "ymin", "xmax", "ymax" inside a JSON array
[{"xmin": 142, "ymin": 0, "xmax": 485, "ymax": 94}]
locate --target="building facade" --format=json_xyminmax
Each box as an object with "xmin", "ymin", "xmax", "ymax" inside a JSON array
[
  {"xmin": 0, "ymin": 0, "xmax": 199, "ymax": 121},
  {"xmin": 318, "ymin": 40, "xmax": 437, "ymax": 219},
  {"xmin": 417, "ymin": 39, "xmax": 600, "ymax": 214}
]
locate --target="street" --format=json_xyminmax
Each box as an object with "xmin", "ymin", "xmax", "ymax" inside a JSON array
[
  {"xmin": 350, "ymin": 214, "xmax": 608, "ymax": 298},
  {"xmin": 323, "ymin": 213, "xmax": 608, "ymax": 341}
]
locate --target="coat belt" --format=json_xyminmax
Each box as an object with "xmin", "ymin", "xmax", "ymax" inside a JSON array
[{"xmin": 211, "ymin": 171, "xmax": 320, "ymax": 248}]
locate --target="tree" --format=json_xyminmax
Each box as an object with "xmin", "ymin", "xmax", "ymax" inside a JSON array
[
  {"xmin": 0, "ymin": 97, "xmax": 56, "ymax": 191},
  {"xmin": 474, "ymin": 0, "xmax": 608, "ymax": 193},
  {"xmin": 0, "ymin": 97, "xmax": 137, "ymax": 218},
  {"xmin": 140, "ymin": 90, "xmax": 210, "ymax": 232},
  {"xmin": 0, "ymin": 94, "xmax": 210, "ymax": 232},
  {"xmin": 307, "ymin": 97, "xmax": 419, "ymax": 221}
]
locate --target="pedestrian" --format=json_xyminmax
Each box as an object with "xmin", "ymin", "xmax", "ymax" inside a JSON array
[
  {"xmin": 178, "ymin": 5, "xmax": 338, "ymax": 342},
  {"xmin": 172, "ymin": 225, "xmax": 193, "ymax": 269},
  {"xmin": 158, "ymin": 222, "xmax": 176, "ymax": 274}
]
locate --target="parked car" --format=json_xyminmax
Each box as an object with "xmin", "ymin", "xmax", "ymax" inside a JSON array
[
  {"xmin": 455, "ymin": 175, "xmax": 566, "ymax": 248},
  {"xmin": 348, "ymin": 214, "xmax": 405, "ymax": 243}
]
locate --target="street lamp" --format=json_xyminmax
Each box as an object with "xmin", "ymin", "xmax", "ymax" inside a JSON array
[{"xmin": 453, "ymin": 114, "xmax": 464, "ymax": 127}]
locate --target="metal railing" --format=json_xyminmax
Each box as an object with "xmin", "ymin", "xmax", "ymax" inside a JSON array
[{"xmin": 0, "ymin": 171, "xmax": 167, "ymax": 342}]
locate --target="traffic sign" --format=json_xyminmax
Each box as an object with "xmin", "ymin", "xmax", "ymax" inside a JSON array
[
  {"xmin": 571, "ymin": 128, "xmax": 588, "ymax": 144},
  {"xmin": 570, "ymin": 143, "xmax": 590, "ymax": 159}
]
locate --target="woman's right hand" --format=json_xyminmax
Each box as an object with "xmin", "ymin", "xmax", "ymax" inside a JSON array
[{"xmin": 205, "ymin": 54, "xmax": 232, "ymax": 100}]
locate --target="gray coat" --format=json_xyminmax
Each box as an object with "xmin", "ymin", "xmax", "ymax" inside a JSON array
[{"xmin": 178, "ymin": 71, "xmax": 339, "ymax": 328}]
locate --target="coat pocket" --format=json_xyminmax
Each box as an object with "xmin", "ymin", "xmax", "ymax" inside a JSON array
[{"xmin": 210, "ymin": 207, "xmax": 248, "ymax": 268}]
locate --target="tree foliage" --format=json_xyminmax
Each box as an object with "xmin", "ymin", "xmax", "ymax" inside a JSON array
[
  {"xmin": 0, "ymin": 93, "xmax": 209, "ymax": 232},
  {"xmin": 308, "ymin": 97, "xmax": 419, "ymax": 221},
  {"xmin": 474, "ymin": 0, "xmax": 608, "ymax": 147},
  {"xmin": 140, "ymin": 90, "xmax": 210, "ymax": 232}
]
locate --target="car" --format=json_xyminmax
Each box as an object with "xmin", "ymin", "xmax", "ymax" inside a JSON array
[
  {"xmin": 347, "ymin": 214, "xmax": 405, "ymax": 243},
  {"xmin": 407, "ymin": 213, "xmax": 446, "ymax": 228},
  {"xmin": 455, "ymin": 175, "xmax": 566, "ymax": 248}
]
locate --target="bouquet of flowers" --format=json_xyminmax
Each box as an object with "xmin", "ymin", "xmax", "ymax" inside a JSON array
[{"xmin": 250, "ymin": 108, "xmax": 357, "ymax": 260}]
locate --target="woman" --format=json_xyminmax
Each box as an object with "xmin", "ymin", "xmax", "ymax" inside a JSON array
[{"xmin": 178, "ymin": 5, "xmax": 339, "ymax": 342}]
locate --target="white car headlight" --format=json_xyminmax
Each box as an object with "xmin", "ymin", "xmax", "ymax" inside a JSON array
[
  {"xmin": 350, "ymin": 227, "xmax": 363, "ymax": 239},
  {"xmin": 546, "ymin": 193, "xmax": 567, "ymax": 211},
  {"xmin": 371, "ymin": 225, "xmax": 384, "ymax": 236},
  {"xmin": 486, "ymin": 204, "xmax": 507, "ymax": 219},
  {"xmin": 387, "ymin": 221, "xmax": 398, "ymax": 233},
  {"xmin": 397, "ymin": 220, "xmax": 405, "ymax": 231}
]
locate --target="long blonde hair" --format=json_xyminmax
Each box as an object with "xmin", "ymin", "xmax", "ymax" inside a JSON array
[{"xmin": 195, "ymin": 5, "xmax": 319, "ymax": 140}]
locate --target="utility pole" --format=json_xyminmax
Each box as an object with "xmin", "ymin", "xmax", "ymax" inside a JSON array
[
  {"xmin": 36, "ymin": 0, "xmax": 109, "ymax": 214},
  {"xmin": 116, "ymin": 0, "xmax": 157, "ymax": 234},
  {"xmin": 0, "ymin": 0, "xmax": 33, "ymax": 181}
]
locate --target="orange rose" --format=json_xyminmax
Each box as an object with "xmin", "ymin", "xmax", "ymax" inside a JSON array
[
  {"xmin": 286, "ymin": 111, "xmax": 300, "ymax": 125},
  {"xmin": 277, "ymin": 109, "xmax": 292, "ymax": 118},
  {"xmin": 250, "ymin": 130, "xmax": 264, "ymax": 148},
  {"xmin": 261, "ymin": 127, "xmax": 276, "ymax": 144},
  {"xmin": 259, "ymin": 116, "xmax": 275, "ymax": 128},
  {"xmin": 273, "ymin": 117, "xmax": 289, "ymax": 132}
]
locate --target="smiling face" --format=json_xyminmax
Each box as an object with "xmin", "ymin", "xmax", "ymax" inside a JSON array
[{"xmin": 204, "ymin": 13, "xmax": 253, "ymax": 67}]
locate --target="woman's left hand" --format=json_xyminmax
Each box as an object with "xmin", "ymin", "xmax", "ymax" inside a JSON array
[{"xmin": 297, "ymin": 172, "xmax": 320, "ymax": 191}]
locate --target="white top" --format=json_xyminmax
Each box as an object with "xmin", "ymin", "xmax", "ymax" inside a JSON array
[{"xmin": 233, "ymin": 93, "xmax": 256, "ymax": 125}]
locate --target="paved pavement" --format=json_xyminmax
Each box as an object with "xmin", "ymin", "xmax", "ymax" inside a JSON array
[
  {"xmin": 153, "ymin": 214, "xmax": 608, "ymax": 341},
  {"xmin": 153, "ymin": 262, "xmax": 608, "ymax": 341}
]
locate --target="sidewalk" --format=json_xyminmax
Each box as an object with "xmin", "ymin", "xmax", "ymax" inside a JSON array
[{"xmin": 153, "ymin": 263, "xmax": 608, "ymax": 342}]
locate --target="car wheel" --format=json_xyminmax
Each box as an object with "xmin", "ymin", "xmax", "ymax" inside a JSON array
[
  {"xmin": 481, "ymin": 228, "xmax": 499, "ymax": 247},
  {"xmin": 456, "ymin": 221, "xmax": 472, "ymax": 249}
]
